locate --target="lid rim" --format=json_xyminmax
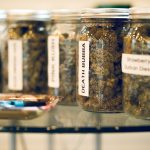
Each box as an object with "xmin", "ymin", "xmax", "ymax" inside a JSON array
[
  {"xmin": 81, "ymin": 8, "xmax": 129, "ymax": 19},
  {"xmin": 51, "ymin": 9, "xmax": 80, "ymax": 20},
  {"xmin": 7, "ymin": 9, "xmax": 51, "ymax": 21},
  {"xmin": 130, "ymin": 7, "xmax": 150, "ymax": 14},
  {"xmin": 0, "ymin": 10, "xmax": 7, "ymax": 19}
]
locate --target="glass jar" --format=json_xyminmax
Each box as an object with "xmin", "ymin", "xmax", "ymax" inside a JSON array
[
  {"xmin": 0, "ymin": 10, "xmax": 7, "ymax": 92},
  {"xmin": 1, "ymin": 10, "xmax": 51, "ymax": 94},
  {"xmin": 48, "ymin": 9, "xmax": 80, "ymax": 105},
  {"xmin": 77, "ymin": 8, "xmax": 129, "ymax": 112},
  {"xmin": 123, "ymin": 8, "xmax": 150, "ymax": 119}
]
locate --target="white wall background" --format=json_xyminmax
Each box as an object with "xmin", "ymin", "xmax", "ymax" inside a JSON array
[
  {"xmin": 0, "ymin": 0, "xmax": 132, "ymax": 9},
  {"xmin": 0, "ymin": 0, "xmax": 150, "ymax": 10},
  {"xmin": 0, "ymin": 0, "xmax": 150, "ymax": 150},
  {"xmin": 0, "ymin": 133, "xmax": 150, "ymax": 150}
]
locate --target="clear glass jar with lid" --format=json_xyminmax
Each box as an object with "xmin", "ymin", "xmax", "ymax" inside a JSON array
[
  {"xmin": 1, "ymin": 10, "xmax": 51, "ymax": 94},
  {"xmin": 48, "ymin": 9, "xmax": 80, "ymax": 105},
  {"xmin": 123, "ymin": 8, "xmax": 150, "ymax": 119},
  {"xmin": 77, "ymin": 8, "xmax": 129, "ymax": 112}
]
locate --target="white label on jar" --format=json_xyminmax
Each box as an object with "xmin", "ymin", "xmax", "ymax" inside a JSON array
[
  {"xmin": 78, "ymin": 41, "xmax": 89, "ymax": 96},
  {"xmin": 8, "ymin": 40, "xmax": 23, "ymax": 90},
  {"xmin": 122, "ymin": 53, "xmax": 150, "ymax": 76},
  {"xmin": 48, "ymin": 36, "xmax": 59, "ymax": 88}
]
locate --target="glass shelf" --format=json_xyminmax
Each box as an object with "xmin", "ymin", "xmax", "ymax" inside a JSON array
[{"xmin": 0, "ymin": 105, "xmax": 149, "ymax": 133}]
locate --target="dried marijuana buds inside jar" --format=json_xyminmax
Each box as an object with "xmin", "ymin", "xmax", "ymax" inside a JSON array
[
  {"xmin": 48, "ymin": 9, "xmax": 79, "ymax": 105},
  {"xmin": 77, "ymin": 8, "xmax": 129, "ymax": 112},
  {"xmin": 123, "ymin": 8, "xmax": 150, "ymax": 119},
  {"xmin": 1, "ymin": 10, "xmax": 51, "ymax": 94}
]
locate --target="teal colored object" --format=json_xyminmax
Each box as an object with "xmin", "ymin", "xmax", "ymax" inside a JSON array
[
  {"xmin": 0, "ymin": 100, "xmax": 46, "ymax": 108},
  {"xmin": 0, "ymin": 100, "xmax": 24, "ymax": 107},
  {"xmin": 10, "ymin": 100, "xmax": 24, "ymax": 107}
]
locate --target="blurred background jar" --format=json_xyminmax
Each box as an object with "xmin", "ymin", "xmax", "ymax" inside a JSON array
[
  {"xmin": 77, "ymin": 8, "xmax": 129, "ymax": 112},
  {"xmin": 123, "ymin": 8, "xmax": 150, "ymax": 119},
  {"xmin": 48, "ymin": 9, "xmax": 80, "ymax": 105},
  {"xmin": 1, "ymin": 10, "xmax": 51, "ymax": 94},
  {"xmin": 0, "ymin": 10, "xmax": 7, "ymax": 92}
]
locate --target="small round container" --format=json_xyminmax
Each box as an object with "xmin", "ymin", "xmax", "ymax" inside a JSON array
[
  {"xmin": 48, "ymin": 9, "xmax": 80, "ymax": 105},
  {"xmin": 123, "ymin": 8, "xmax": 150, "ymax": 119},
  {"xmin": 77, "ymin": 8, "xmax": 129, "ymax": 112},
  {"xmin": 1, "ymin": 10, "xmax": 51, "ymax": 94}
]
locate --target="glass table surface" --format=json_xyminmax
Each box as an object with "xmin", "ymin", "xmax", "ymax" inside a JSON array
[{"xmin": 0, "ymin": 105, "xmax": 149, "ymax": 133}]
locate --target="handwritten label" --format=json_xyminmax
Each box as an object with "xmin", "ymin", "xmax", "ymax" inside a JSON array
[
  {"xmin": 8, "ymin": 40, "xmax": 23, "ymax": 90},
  {"xmin": 48, "ymin": 36, "xmax": 59, "ymax": 88},
  {"xmin": 122, "ymin": 53, "xmax": 150, "ymax": 76}
]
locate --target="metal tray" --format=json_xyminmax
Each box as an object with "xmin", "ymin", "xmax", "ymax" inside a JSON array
[{"xmin": 0, "ymin": 94, "xmax": 61, "ymax": 120}]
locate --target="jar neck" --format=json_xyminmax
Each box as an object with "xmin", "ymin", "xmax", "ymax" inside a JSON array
[
  {"xmin": 52, "ymin": 19, "xmax": 79, "ymax": 24},
  {"xmin": 130, "ymin": 19, "xmax": 150, "ymax": 24},
  {"xmin": 81, "ymin": 18, "xmax": 128, "ymax": 24},
  {"xmin": 51, "ymin": 21, "xmax": 78, "ymax": 34},
  {"xmin": 129, "ymin": 20, "xmax": 150, "ymax": 31}
]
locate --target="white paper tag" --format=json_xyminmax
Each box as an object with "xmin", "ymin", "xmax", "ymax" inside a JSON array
[
  {"xmin": 8, "ymin": 40, "xmax": 23, "ymax": 90},
  {"xmin": 48, "ymin": 36, "xmax": 59, "ymax": 88},
  {"xmin": 122, "ymin": 53, "xmax": 150, "ymax": 76},
  {"xmin": 78, "ymin": 41, "xmax": 89, "ymax": 96}
]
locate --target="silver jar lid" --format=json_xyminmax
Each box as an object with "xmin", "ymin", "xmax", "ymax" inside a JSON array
[
  {"xmin": 51, "ymin": 9, "xmax": 80, "ymax": 21},
  {"xmin": 0, "ymin": 10, "xmax": 7, "ymax": 20},
  {"xmin": 130, "ymin": 7, "xmax": 150, "ymax": 19},
  {"xmin": 7, "ymin": 9, "xmax": 51, "ymax": 21},
  {"xmin": 81, "ymin": 8, "xmax": 129, "ymax": 19}
]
